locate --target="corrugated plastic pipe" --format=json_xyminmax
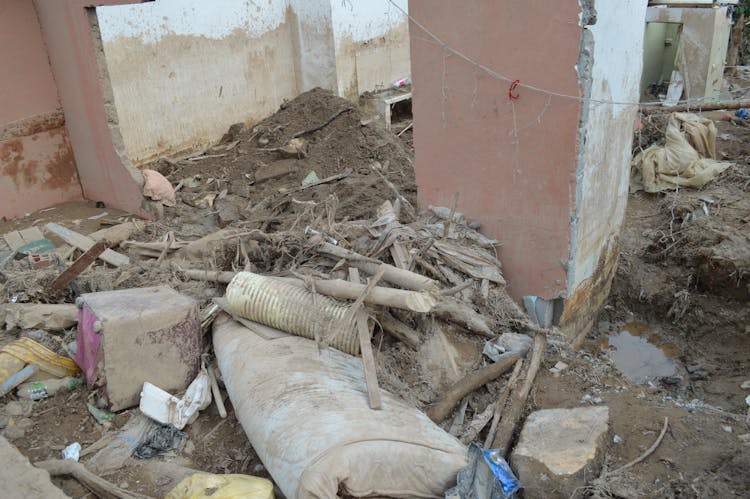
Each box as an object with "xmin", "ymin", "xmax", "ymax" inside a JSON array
[{"xmin": 226, "ymin": 272, "xmax": 360, "ymax": 355}]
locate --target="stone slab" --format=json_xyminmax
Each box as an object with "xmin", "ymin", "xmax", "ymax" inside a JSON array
[
  {"xmin": 0, "ymin": 436, "xmax": 69, "ymax": 498},
  {"xmin": 511, "ymin": 406, "xmax": 609, "ymax": 499}
]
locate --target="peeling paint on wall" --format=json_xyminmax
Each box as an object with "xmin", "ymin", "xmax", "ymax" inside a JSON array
[
  {"xmin": 0, "ymin": 128, "xmax": 82, "ymax": 219},
  {"xmin": 96, "ymin": 0, "xmax": 411, "ymax": 165},
  {"xmin": 562, "ymin": 0, "xmax": 647, "ymax": 340}
]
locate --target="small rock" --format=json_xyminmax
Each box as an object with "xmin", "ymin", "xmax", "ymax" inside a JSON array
[
  {"xmin": 257, "ymin": 136, "xmax": 270, "ymax": 147},
  {"xmin": 686, "ymin": 364, "xmax": 704, "ymax": 374},
  {"xmin": 550, "ymin": 361, "xmax": 569, "ymax": 376},
  {"xmin": 660, "ymin": 376, "xmax": 682, "ymax": 386},
  {"xmin": 740, "ymin": 380, "xmax": 750, "ymax": 390},
  {"xmin": 15, "ymin": 418, "xmax": 33, "ymax": 430},
  {"xmin": 722, "ymin": 425, "xmax": 733, "ymax": 433},
  {"xmin": 5, "ymin": 401, "xmax": 31, "ymax": 418},
  {"xmin": 483, "ymin": 333, "xmax": 532, "ymax": 362},
  {"xmin": 613, "ymin": 434, "xmax": 623, "ymax": 444},
  {"xmin": 511, "ymin": 407, "xmax": 609, "ymax": 499},
  {"xmin": 119, "ymin": 482, "xmax": 129, "ymax": 489},
  {"xmin": 3, "ymin": 419, "xmax": 26, "ymax": 440}
]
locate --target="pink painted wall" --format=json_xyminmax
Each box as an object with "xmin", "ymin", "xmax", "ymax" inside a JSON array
[
  {"xmin": 409, "ymin": 0, "xmax": 582, "ymax": 301},
  {"xmin": 33, "ymin": 0, "xmax": 148, "ymax": 218},
  {"xmin": 0, "ymin": 0, "xmax": 82, "ymax": 219}
]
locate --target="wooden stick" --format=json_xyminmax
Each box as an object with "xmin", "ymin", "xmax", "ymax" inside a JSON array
[
  {"xmin": 443, "ymin": 192, "xmax": 459, "ymax": 238},
  {"xmin": 396, "ymin": 121, "xmax": 413, "ymax": 137},
  {"xmin": 426, "ymin": 353, "xmax": 520, "ymax": 423},
  {"xmin": 484, "ymin": 358, "xmax": 524, "ymax": 448},
  {"xmin": 432, "ymin": 299, "xmax": 494, "ymax": 337},
  {"xmin": 350, "ymin": 268, "xmax": 382, "ymax": 410},
  {"xmin": 282, "ymin": 276, "xmax": 435, "ymax": 313},
  {"xmin": 35, "ymin": 459, "xmax": 153, "ymax": 499},
  {"xmin": 316, "ymin": 242, "xmax": 438, "ymax": 292},
  {"xmin": 181, "ymin": 269, "xmax": 236, "ymax": 283},
  {"xmin": 376, "ymin": 312, "xmax": 421, "ymax": 349},
  {"xmin": 44, "ymin": 223, "xmax": 129, "ymax": 267},
  {"xmin": 440, "ymin": 280, "xmax": 475, "ymax": 296},
  {"xmin": 207, "ymin": 365, "xmax": 227, "ymax": 418},
  {"xmin": 292, "ymin": 107, "xmax": 352, "ymax": 138},
  {"xmin": 641, "ymin": 99, "xmax": 750, "ymax": 114},
  {"xmin": 180, "ymin": 269, "xmax": 436, "ymax": 312},
  {"xmin": 490, "ymin": 334, "xmax": 547, "ymax": 455},
  {"xmin": 606, "ymin": 417, "xmax": 669, "ymax": 475},
  {"xmin": 50, "ymin": 241, "xmax": 108, "ymax": 291}
]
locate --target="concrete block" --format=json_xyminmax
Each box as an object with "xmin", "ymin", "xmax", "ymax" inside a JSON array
[
  {"xmin": 0, "ymin": 436, "xmax": 69, "ymax": 498},
  {"xmin": 511, "ymin": 407, "xmax": 609, "ymax": 499},
  {"xmin": 76, "ymin": 286, "xmax": 201, "ymax": 411}
]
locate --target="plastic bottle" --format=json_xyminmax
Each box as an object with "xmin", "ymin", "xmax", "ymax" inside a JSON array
[
  {"xmin": 16, "ymin": 377, "xmax": 82, "ymax": 400},
  {"xmin": 391, "ymin": 76, "xmax": 410, "ymax": 88}
]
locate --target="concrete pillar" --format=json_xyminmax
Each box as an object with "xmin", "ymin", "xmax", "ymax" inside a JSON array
[
  {"xmin": 33, "ymin": 0, "xmax": 148, "ymax": 218},
  {"xmin": 409, "ymin": 0, "xmax": 647, "ymax": 341}
]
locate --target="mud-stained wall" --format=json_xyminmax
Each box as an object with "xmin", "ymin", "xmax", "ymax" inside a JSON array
[
  {"xmin": 0, "ymin": 0, "xmax": 81, "ymax": 219},
  {"xmin": 563, "ymin": 0, "xmax": 648, "ymax": 340},
  {"xmin": 330, "ymin": 0, "xmax": 410, "ymax": 100},
  {"xmin": 410, "ymin": 0, "xmax": 583, "ymax": 302},
  {"xmin": 646, "ymin": 6, "xmax": 731, "ymax": 102},
  {"xmin": 96, "ymin": 0, "xmax": 300, "ymax": 166},
  {"xmin": 96, "ymin": 0, "xmax": 411, "ymax": 165}
]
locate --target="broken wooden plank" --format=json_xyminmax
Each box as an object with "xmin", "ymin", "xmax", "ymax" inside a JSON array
[
  {"xmin": 350, "ymin": 268, "xmax": 382, "ymax": 410},
  {"xmin": 50, "ymin": 241, "xmax": 108, "ymax": 292},
  {"xmin": 280, "ymin": 277, "xmax": 435, "ymax": 313},
  {"xmin": 3, "ymin": 231, "xmax": 26, "ymax": 251},
  {"xmin": 376, "ymin": 312, "xmax": 421, "ymax": 349},
  {"xmin": 44, "ymin": 223, "xmax": 130, "ymax": 267},
  {"xmin": 316, "ymin": 242, "xmax": 439, "ymax": 292},
  {"xmin": 432, "ymin": 299, "xmax": 494, "ymax": 337},
  {"xmin": 490, "ymin": 334, "xmax": 547, "ymax": 455},
  {"xmin": 426, "ymin": 352, "xmax": 520, "ymax": 423},
  {"xmin": 390, "ymin": 240, "xmax": 410, "ymax": 270}
]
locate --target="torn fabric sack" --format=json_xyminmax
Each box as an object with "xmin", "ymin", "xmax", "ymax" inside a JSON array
[{"xmin": 631, "ymin": 113, "xmax": 731, "ymax": 192}]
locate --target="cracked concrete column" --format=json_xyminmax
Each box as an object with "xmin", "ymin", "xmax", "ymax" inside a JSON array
[{"xmin": 409, "ymin": 0, "xmax": 647, "ymax": 341}]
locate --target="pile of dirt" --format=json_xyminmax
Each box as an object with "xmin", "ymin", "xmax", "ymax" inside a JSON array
[{"xmin": 149, "ymin": 88, "xmax": 417, "ymax": 237}]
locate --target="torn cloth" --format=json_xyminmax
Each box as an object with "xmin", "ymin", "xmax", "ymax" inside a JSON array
[{"xmin": 631, "ymin": 113, "xmax": 731, "ymax": 192}]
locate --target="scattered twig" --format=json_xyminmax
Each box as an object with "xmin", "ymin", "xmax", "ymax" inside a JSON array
[
  {"xmin": 292, "ymin": 108, "xmax": 353, "ymax": 138},
  {"xmin": 396, "ymin": 121, "xmax": 413, "ymax": 137},
  {"xmin": 605, "ymin": 417, "xmax": 669, "ymax": 476},
  {"xmin": 35, "ymin": 459, "xmax": 153, "ymax": 499},
  {"xmin": 426, "ymin": 353, "xmax": 520, "ymax": 423},
  {"xmin": 490, "ymin": 334, "xmax": 547, "ymax": 455}
]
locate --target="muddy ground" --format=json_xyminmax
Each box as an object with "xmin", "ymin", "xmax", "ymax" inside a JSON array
[{"xmin": 1, "ymin": 89, "xmax": 749, "ymax": 498}]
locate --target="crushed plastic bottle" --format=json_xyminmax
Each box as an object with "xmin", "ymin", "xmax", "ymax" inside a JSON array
[
  {"xmin": 391, "ymin": 76, "xmax": 410, "ymax": 88},
  {"xmin": 484, "ymin": 449, "xmax": 522, "ymax": 496},
  {"xmin": 17, "ymin": 377, "xmax": 82, "ymax": 400},
  {"xmin": 62, "ymin": 442, "xmax": 81, "ymax": 461}
]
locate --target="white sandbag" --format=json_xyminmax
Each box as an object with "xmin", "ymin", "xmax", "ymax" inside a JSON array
[
  {"xmin": 213, "ymin": 315, "xmax": 468, "ymax": 498},
  {"xmin": 631, "ymin": 112, "xmax": 731, "ymax": 192}
]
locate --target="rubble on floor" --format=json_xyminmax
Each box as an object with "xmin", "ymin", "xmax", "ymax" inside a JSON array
[{"xmin": 0, "ymin": 90, "xmax": 748, "ymax": 497}]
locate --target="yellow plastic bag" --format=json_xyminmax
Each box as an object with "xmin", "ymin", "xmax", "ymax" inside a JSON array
[
  {"xmin": 166, "ymin": 473, "xmax": 274, "ymax": 499},
  {"xmin": 0, "ymin": 337, "xmax": 78, "ymax": 378}
]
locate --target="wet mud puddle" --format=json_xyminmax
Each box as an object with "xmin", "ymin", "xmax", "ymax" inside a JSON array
[{"xmin": 606, "ymin": 322, "xmax": 678, "ymax": 384}]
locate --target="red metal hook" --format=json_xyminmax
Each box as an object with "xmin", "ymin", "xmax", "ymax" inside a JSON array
[{"xmin": 508, "ymin": 79, "xmax": 520, "ymax": 100}]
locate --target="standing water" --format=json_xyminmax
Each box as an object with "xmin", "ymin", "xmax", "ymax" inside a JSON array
[{"xmin": 607, "ymin": 322, "xmax": 678, "ymax": 384}]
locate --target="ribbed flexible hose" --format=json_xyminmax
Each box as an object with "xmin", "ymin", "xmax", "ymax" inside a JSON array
[{"xmin": 226, "ymin": 272, "xmax": 359, "ymax": 355}]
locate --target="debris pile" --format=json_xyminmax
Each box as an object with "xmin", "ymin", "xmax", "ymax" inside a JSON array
[{"xmin": 0, "ymin": 89, "xmax": 568, "ymax": 497}]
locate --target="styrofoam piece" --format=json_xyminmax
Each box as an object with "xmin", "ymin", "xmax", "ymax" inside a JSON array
[{"xmin": 139, "ymin": 368, "xmax": 212, "ymax": 430}]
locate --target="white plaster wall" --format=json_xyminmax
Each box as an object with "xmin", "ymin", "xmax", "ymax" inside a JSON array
[
  {"xmin": 97, "ymin": 0, "xmax": 300, "ymax": 165},
  {"xmin": 96, "ymin": 0, "xmax": 411, "ymax": 165},
  {"xmin": 330, "ymin": 0, "xmax": 410, "ymax": 98},
  {"xmin": 569, "ymin": 0, "xmax": 648, "ymax": 292},
  {"xmin": 646, "ymin": 6, "xmax": 732, "ymax": 101}
]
